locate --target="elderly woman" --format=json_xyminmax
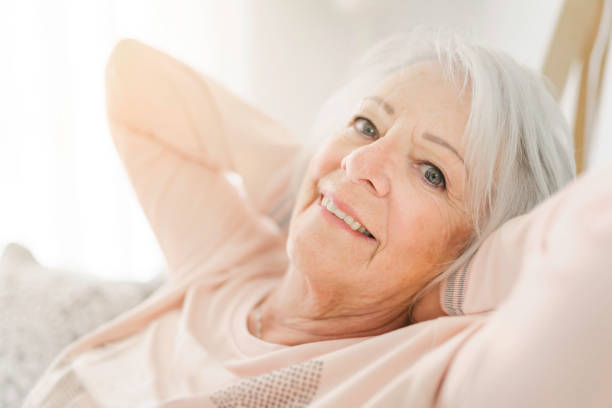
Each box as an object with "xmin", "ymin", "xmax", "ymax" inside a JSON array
[{"xmin": 26, "ymin": 28, "xmax": 612, "ymax": 407}]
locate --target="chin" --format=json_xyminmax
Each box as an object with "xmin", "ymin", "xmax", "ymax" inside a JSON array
[
  {"xmin": 287, "ymin": 215, "xmax": 363, "ymax": 286},
  {"xmin": 287, "ymin": 220, "xmax": 327, "ymax": 272},
  {"xmin": 286, "ymin": 217, "xmax": 320, "ymax": 268}
]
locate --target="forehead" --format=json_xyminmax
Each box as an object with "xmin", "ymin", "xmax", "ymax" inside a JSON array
[{"xmin": 370, "ymin": 61, "xmax": 471, "ymax": 141}]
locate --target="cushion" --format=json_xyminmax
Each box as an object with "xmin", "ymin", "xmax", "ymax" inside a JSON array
[{"xmin": 0, "ymin": 242, "xmax": 164, "ymax": 408}]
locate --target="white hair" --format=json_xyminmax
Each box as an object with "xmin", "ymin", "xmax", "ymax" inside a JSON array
[{"xmin": 290, "ymin": 26, "xmax": 576, "ymax": 316}]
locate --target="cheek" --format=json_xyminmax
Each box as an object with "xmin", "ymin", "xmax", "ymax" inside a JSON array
[
  {"xmin": 388, "ymin": 196, "xmax": 465, "ymax": 266},
  {"xmin": 292, "ymin": 151, "xmax": 329, "ymax": 207},
  {"xmin": 310, "ymin": 144, "xmax": 344, "ymax": 176},
  {"xmin": 292, "ymin": 142, "xmax": 348, "ymax": 210},
  {"xmin": 311, "ymin": 132, "xmax": 359, "ymax": 175}
]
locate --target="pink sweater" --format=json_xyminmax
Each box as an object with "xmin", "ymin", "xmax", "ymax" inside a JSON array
[{"xmin": 24, "ymin": 39, "xmax": 612, "ymax": 408}]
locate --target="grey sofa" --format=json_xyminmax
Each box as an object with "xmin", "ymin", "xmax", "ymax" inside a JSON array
[{"xmin": 0, "ymin": 243, "xmax": 164, "ymax": 408}]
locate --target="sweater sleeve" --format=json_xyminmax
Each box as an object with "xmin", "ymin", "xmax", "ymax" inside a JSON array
[
  {"xmin": 105, "ymin": 39, "xmax": 303, "ymax": 279},
  {"xmin": 437, "ymin": 161, "xmax": 612, "ymax": 407},
  {"xmin": 439, "ymin": 213, "xmax": 531, "ymax": 316}
]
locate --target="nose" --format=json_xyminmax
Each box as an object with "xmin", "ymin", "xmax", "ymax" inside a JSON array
[{"xmin": 340, "ymin": 141, "xmax": 391, "ymax": 197}]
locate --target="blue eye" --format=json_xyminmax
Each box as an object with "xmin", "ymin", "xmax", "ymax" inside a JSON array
[
  {"xmin": 419, "ymin": 163, "xmax": 446, "ymax": 189},
  {"xmin": 353, "ymin": 117, "xmax": 378, "ymax": 139}
]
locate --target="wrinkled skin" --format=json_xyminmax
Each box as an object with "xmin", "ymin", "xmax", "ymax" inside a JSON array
[{"xmin": 251, "ymin": 61, "xmax": 474, "ymax": 344}]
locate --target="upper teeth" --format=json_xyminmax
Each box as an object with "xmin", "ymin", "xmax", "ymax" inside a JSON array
[{"xmin": 321, "ymin": 195, "xmax": 373, "ymax": 237}]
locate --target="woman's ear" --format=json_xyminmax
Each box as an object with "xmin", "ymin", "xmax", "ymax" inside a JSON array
[{"xmin": 410, "ymin": 281, "xmax": 447, "ymax": 323}]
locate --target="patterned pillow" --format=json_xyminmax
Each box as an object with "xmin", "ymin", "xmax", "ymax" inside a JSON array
[{"xmin": 0, "ymin": 242, "xmax": 164, "ymax": 408}]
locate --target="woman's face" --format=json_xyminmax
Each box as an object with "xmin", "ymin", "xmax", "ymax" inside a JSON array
[{"xmin": 287, "ymin": 61, "xmax": 473, "ymax": 314}]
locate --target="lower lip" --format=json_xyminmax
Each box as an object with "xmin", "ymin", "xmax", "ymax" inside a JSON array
[{"xmin": 317, "ymin": 196, "xmax": 375, "ymax": 241}]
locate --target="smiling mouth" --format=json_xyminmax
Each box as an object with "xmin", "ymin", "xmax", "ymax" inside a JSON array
[{"xmin": 320, "ymin": 195, "xmax": 375, "ymax": 239}]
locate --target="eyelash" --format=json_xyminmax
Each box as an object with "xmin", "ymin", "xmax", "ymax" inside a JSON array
[
  {"xmin": 352, "ymin": 116, "xmax": 379, "ymax": 140},
  {"xmin": 351, "ymin": 116, "xmax": 447, "ymax": 191},
  {"xmin": 418, "ymin": 162, "xmax": 446, "ymax": 190}
]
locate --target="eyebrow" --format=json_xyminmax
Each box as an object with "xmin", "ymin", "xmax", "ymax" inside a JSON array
[
  {"xmin": 423, "ymin": 132, "xmax": 464, "ymax": 163},
  {"xmin": 364, "ymin": 96, "xmax": 394, "ymax": 115}
]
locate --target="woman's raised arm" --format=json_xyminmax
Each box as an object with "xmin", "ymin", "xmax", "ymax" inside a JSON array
[
  {"xmin": 105, "ymin": 39, "xmax": 302, "ymax": 279},
  {"xmin": 437, "ymin": 161, "xmax": 612, "ymax": 407}
]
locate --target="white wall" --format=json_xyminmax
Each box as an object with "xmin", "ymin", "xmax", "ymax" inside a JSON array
[
  {"xmin": 243, "ymin": 0, "xmax": 566, "ymax": 142},
  {"xmin": 590, "ymin": 41, "xmax": 612, "ymax": 170}
]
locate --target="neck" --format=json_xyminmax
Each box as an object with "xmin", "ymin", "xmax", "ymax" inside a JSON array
[{"xmin": 249, "ymin": 266, "xmax": 413, "ymax": 346}]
